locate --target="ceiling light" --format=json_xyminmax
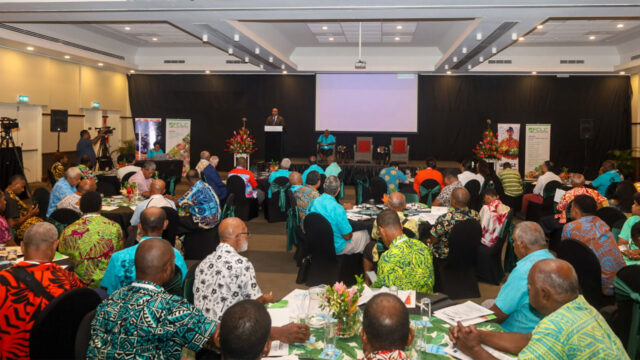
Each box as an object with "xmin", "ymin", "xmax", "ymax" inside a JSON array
[
  {"xmin": 205, "ymin": 70, "xmax": 210, "ymax": 74},
  {"xmin": 536, "ymin": 25, "xmax": 543, "ymax": 29},
  {"xmin": 228, "ymin": 47, "xmax": 233, "ymax": 55},
  {"xmin": 282, "ymin": 70, "xmax": 288, "ymax": 74},
  {"xmin": 479, "ymin": 56, "xmax": 484, "ymax": 62},
  {"xmin": 620, "ymin": 71, "xmax": 626, "ymax": 75},
  {"xmin": 446, "ymin": 70, "xmax": 452, "ymax": 75},
  {"xmin": 152, "ymin": 37, "xmax": 158, "ymax": 41},
  {"xmin": 233, "ymin": 34, "xmax": 240, "ymax": 42},
  {"xmin": 476, "ymin": 32, "xmax": 482, "ymax": 40},
  {"xmin": 462, "ymin": 47, "xmax": 467, "ymax": 54},
  {"xmin": 394, "ymin": 37, "xmax": 400, "ymax": 41},
  {"xmin": 98, "ymin": 63, "xmax": 104, "ymax": 66},
  {"xmin": 617, "ymin": 24, "xmax": 624, "ymax": 28},
  {"xmin": 467, "ymin": 64, "xmax": 472, "ymax": 70},
  {"xmin": 453, "ymin": 56, "xmax": 458, "ymax": 62},
  {"xmin": 244, "ymin": 56, "xmax": 249, "ymax": 63},
  {"xmin": 255, "ymin": 47, "xmax": 260, "ymax": 54},
  {"xmin": 518, "ymin": 37, "xmax": 525, "ymax": 41},
  {"xmin": 321, "ymin": 25, "xmax": 328, "ymax": 30},
  {"xmin": 396, "ymin": 25, "xmax": 403, "ymax": 30},
  {"xmin": 259, "ymin": 64, "xmax": 264, "ymax": 69},
  {"xmin": 64, "ymin": 55, "xmax": 70, "ymax": 59},
  {"xmin": 26, "ymin": 46, "xmax": 34, "ymax": 51},
  {"xmin": 589, "ymin": 35, "xmax": 596, "ymax": 40},
  {"xmin": 329, "ymin": 37, "xmax": 334, "ymax": 41},
  {"xmin": 202, "ymin": 33, "xmax": 208, "ymax": 42},
  {"xmin": 269, "ymin": 56, "xmax": 274, "ymax": 62},
  {"xmin": 531, "ymin": 71, "xmax": 537, "ymax": 75},
  {"xmin": 491, "ymin": 47, "xmax": 497, "ymax": 54},
  {"xmin": 511, "ymin": 32, "xmax": 518, "ymax": 40},
  {"xmin": 124, "ymin": 26, "xmax": 131, "ymax": 31},
  {"xmin": 281, "ymin": 64, "xmax": 286, "ymax": 70},
  {"xmin": 444, "ymin": 64, "xmax": 449, "ymax": 70},
  {"xmin": 129, "ymin": 70, "xmax": 135, "ymax": 73}
]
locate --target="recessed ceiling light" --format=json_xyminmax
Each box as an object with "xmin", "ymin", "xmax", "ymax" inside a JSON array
[
  {"xmin": 537, "ymin": 25, "xmax": 544, "ymax": 29},
  {"xmin": 64, "ymin": 55, "xmax": 70, "ymax": 59},
  {"xmin": 283, "ymin": 70, "xmax": 288, "ymax": 74},
  {"xmin": 233, "ymin": 34, "xmax": 240, "ymax": 42},
  {"xmin": 98, "ymin": 63, "xmax": 104, "ymax": 66},
  {"xmin": 281, "ymin": 64, "xmax": 286, "ymax": 70},
  {"xmin": 620, "ymin": 71, "xmax": 626, "ymax": 75},
  {"xmin": 328, "ymin": 37, "xmax": 334, "ymax": 41},
  {"xmin": 446, "ymin": 70, "xmax": 452, "ymax": 74},
  {"xmin": 589, "ymin": 35, "xmax": 596, "ymax": 40},
  {"xmin": 124, "ymin": 26, "xmax": 131, "ymax": 31},
  {"xmin": 152, "ymin": 37, "xmax": 158, "ymax": 41},
  {"xmin": 26, "ymin": 46, "xmax": 34, "ymax": 51},
  {"xmin": 394, "ymin": 36, "xmax": 400, "ymax": 41},
  {"xmin": 205, "ymin": 70, "xmax": 210, "ymax": 74},
  {"xmin": 129, "ymin": 70, "xmax": 135, "ymax": 73},
  {"xmin": 396, "ymin": 25, "xmax": 403, "ymax": 30},
  {"xmin": 531, "ymin": 71, "xmax": 537, "ymax": 75},
  {"xmin": 518, "ymin": 37, "xmax": 525, "ymax": 41},
  {"xmin": 321, "ymin": 25, "xmax": 328, "ymax": 30},
  {"xmin": 617, "ymin": 24, "xmax": 624, "ymax": 28},
  {"xmin": 269, "ymin": 56, "xmax": 274, "ymax": 62}
]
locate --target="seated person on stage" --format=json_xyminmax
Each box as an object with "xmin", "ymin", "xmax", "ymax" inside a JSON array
[
  {"xmin": 58, "ymin": 191, "xmax": 124, "ymax": 288},
  {"xmin": 414, "ymin": 157, "xmax": 444, "ymax": 194},
  {"xmin": 77, "ymin": 155, "xmax": 97, "ymax": 183},
  {"xmin": 379, "ymin": 161, "xmax": 408, "ymax": 193},
  {"xmin": 146, "ymin": 141, "xmax": 164, "ymax": 159},
  {"xmin": 289, "ymin": 171, "xmax": 303, "ymax": 192},
  {"xmin": 479, "ymin": 188, "xmax": 510, "ymax": 248},
  {"xmin": 498, "ymin": 162, "xmax": 523, "ymax": 197},
  {"xmin": 202, "ymin": 154, "xmax": 228, "ymax": 201},
  {"xmin": 268, "ymin": 158, "xmax": 292, "ymax": 197},
  {"xmin": 178, "ymin": 169, "xmax": 220, "ymax": 230},
  {"xmin": 0, "ymin": 191, "xmax": 14, "ymax": 245},
  {"xmin": 229, "ymin": 157, "xmax": 265, "ymax": 203},
  {"xmin": 116, "ymin": 154, "xmax": 140, "ymax": 181},
  {"xmin": 431, "ymin": 170, "xmax": 463, "ymax": 207},
  {"xmin": 458, "ymin": 159, "xmax": 483, "ymax": 187},
  {"xmin": 361, "ymin": 293, "xmax": 414, "ymax": 360},
  {"xmin": 216, "ymin": 300, "xmax": 273, "ymax": 360},
  {"xmin": 294, "ymin": 170, "xmax": 321, "ymax": 224},
  {"xmin": 449, "ymin": 259, "xmax": 627, "ymax": 360},
  {"xmin": 317, "ymin": 129, "xmax": 336, "ymax": 161},
  {"xmin": 487, "ymin": 222, "xmax": 555, "ymax": 333},
  {"xmin": 101, "ymin": 207, "xmax": 187, "ymax": 295},
  {"xmin": 592, "ymin": 160, "xmax": 622, "ymax": 197},
  {"xmin": 521, "ymin": 160, "xmax": 561, "ymax": 213},
  {"xmin": 129, "ymin": 160, "xmax": 156, "ymax": 197},
  {"xmin": 47, "ymin": 166, "xmax": 82, "ymax": 217},
  {"xmin": 561, "ymin": 195, "xmax": 625, "ymax": 296},
  {"xmin": 309, "ymin": 176, "xmax": 370, "ymax": 254},
  {"xmin": 88, "ymin": 238, "xmax": 216, "ymax": 359},
  {"xmin": 50, "ymin": 152, "xmax": 68, "ymax": 182},
  {"xmin": 0, "ymin": 222, "xmax": 83, "ymax": 359},
  {"xmin": 325, "ymin": 155, "xmax": 342, "ymax": 178},
  {"xmin": 130, "ymin": 179, "xmax": 176, "ymax": 227},
  {"xmin": 430, "ymin": 188, "xmax": 480, "ymax": 260},
  {"xmin": 618, "ymin": 192, "xmax": 640, "ymax": 245},
  {"xmin": 371, "ymin": 210, "xmax": 434, "ymax": 293},
  {"xmin": 57, "ymin": 179, "xmax": 96, "ymax": 214},
  {"xmin": 302, "ymin": 155, "xmax": 325, "ymax": 184},
  {"xmin": 5, "ymin": 175, "xmax": 44, "ymax": 242},
  {"xmin": 195, "ymin": 150, "xmax": 211, "ymax": 174}
]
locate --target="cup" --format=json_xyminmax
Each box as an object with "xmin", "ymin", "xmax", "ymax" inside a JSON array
[
  {"xmin": 420, "ymin": 297, "xmax": 432, "ymax": 319},
  {"xmin": 324, "ymin": 320, "xmax": 338, "ymax": 356},
  {"xmin": 293, "ymin": 291, "xmax": 310, "ymax": 324}
]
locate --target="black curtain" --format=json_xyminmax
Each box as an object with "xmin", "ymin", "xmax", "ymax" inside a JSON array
[{"xmin": 128, "ymin": 74, "xmax": 630, "ymax": 177}]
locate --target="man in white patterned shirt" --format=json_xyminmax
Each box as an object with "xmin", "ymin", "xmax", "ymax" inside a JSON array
[
  {"xmin": 195, "ymin": 150, "xmax": 211, "ymax": 175},
  {"xmin": 194, "ymin": 217, "xmax": 274, "ymax": 321},
  {"xmin": 57, "ymin": 179, "xmax": 96, "ymax": 214}
]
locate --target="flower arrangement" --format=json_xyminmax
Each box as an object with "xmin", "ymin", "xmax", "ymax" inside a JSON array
[
  {"xmin": 120, "ymin": 181, "xmax": 137, "ymax": 201},
  {"xmin": 321, "ymin": 275, "xmax": 365, "ymax": 338},
  {"xmin": 269, "ymin": 160, "xmax": 279, "ymax": 172},
  {"xmin": 226, "ymin": 126, "xmax": 257, "ymax": 154},
  {"xmin": 560, "ymin": 167, "xmax": 571, "ymax": 180},
  {"xmin": 472, "ymin": 120, "xmax": 503, "ymax": 160},
  {"xmin": 525, "ymin": 165, "xmax": 543, "ymax": 180}
]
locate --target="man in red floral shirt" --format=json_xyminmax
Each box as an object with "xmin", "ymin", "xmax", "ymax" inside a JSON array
[{"xmin": 360, "ymin": 293, "xmax": 413, "ymax": 360}]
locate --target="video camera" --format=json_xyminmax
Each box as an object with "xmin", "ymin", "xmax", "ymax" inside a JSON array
[
  {"xmin": 0, "ymin": 117, "xmax": 19, "ymax": 132},
  {"xmin": 95, "ymin": 126, "xmax": 115, "ymax": 136}
]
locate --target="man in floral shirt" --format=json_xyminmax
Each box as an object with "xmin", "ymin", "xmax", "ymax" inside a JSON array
[
  {"xmin": 294, "ymin": 170, "xmax": 321, "ymax": 223},
  {"xmin": 360, "ymin": 293, "xmax": 413, "ymax": 360},
  {"xmin": 430, "ymin": 188, "xmax": 480, "ymax": 259}
]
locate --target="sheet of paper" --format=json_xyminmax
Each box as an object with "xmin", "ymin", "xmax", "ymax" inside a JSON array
[
  {"xmin": 267, "ymin": 341, "xmax": 289, "ymax": 357},
  {"xmin": 268, "ymin": 308, "xmax": 291, "ymax": 327},
  {"xmin": 101, "ymin": 205, "xmax": 119, "ymax": 211},
  {"xmin": 357, "ymin": 286, "xmax": 415, "ymax": 308},
  {"xmin": 445, "ymin": 345, "xmax": 515, "ymax": 360},
  {"xmin": 554, "ymin": 189, "xmax": 566, "ymax": 203},
  {"xmin": 365, "ymin": 271, "xmax": 377, "ymax": 283},
  {"xmin": 434, "ymin": 301, "xmax": 493, "ymax": 325}
]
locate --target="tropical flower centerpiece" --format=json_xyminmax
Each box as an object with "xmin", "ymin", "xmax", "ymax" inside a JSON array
[
  {"xmin": 320, "ymin": 275, "xmax": 365, "ymax": 338},
  {"xmin": 226, "ymin": 122, "xmax": 257, "ymax": 155},
  {"xmin": 560, "ymin": 167, "xmax": 571, "ymax": 181},
  {"xmin": 120, "ymin": 181, "xmax": 137, "ymax": 201},
  {"xmin": 472, "ymin": 120, "xmax": 503, "ymax": 161}
]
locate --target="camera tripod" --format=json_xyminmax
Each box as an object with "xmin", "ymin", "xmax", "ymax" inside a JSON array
[
  {"xmin": 1, "ymin": 127, "xmax": 32, "ymax": 198},
  {"xmin": 95, "ymin": 131, "xmax": 114, "ymax": 171}
]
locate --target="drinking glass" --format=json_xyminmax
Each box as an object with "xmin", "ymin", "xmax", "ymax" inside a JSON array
[
  {"xmin": 293, "ymin": 291, "xmax": 310, "ymax": 324},
  {"xmin": 308, "ymin": 286, "xmax": 327, "ymax": 327},
  {"xmin": 324, "ymin": 320, "xmax": 338, "ymax": 356},
  {"xmin": 389, "ymin": 286, "xmax": 398, "ymax": 297},
  {"xmin": 420, "ymin": 297, "xmax": 432, "ymax": 319}
]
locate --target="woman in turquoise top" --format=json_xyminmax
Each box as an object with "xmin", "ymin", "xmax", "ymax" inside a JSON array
[{"xmin": 146, "ymin": 142, "xmax": 164, "ymax": 159}]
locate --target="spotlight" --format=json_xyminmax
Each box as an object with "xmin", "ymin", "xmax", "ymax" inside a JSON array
[
  {"xmin": 98, "ymin": 63, "xmax": 104, "ymax": 66},
  {"xmin": 26, "ymin": 46, "xmax": 34, "ymax": 51},
  {"xmin": 64, "ymin": 55, "xmax": 71, "ymax": 59},
  {"xmin": 396, "ymin": 25, "xmax": 403, "ymax": 30}
]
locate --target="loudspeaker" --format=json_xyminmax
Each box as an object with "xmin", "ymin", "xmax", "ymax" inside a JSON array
[
  {"xmin": 50, "ymin": 110, "xmax": 68, "ymax": 132},
  {"xmin": 580, "ymin": 119, "xmax": 594, "ymax": 140}
]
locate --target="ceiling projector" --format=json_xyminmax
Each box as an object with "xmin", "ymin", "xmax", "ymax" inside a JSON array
[{"xmin": 355, "ymin": 59, "xmax": 366, "ymax": 69}]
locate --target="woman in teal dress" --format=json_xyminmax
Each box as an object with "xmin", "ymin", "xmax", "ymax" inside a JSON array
[{"xmin": 146, "ymin": 142, "xmax": 164, "ymax": 159}]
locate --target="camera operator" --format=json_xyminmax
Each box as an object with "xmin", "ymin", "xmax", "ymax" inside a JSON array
[{"xmin": 76, "ymin": 129, "xmax": 105, "ymax": 168}]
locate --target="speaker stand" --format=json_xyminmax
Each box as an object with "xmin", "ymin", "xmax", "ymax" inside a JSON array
[{"xmin": 56, "ymin": 130, "xmax": 61, "ymax": 152}]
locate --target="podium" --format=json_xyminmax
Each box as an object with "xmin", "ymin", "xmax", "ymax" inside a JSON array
[{"xmin": 264, "ymin": 125, "xmax": 284, "ymax": 162}]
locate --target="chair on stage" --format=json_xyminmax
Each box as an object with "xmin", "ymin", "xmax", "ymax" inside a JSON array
[
  {"xmin": 557, "ymin": 238, "xmax": 604, "ymax": 309},
  {"xmin": 389, "ymin": 137, "xmax": 409, "ymax": 164},
  {"xmin": 226, "ymin": 175, "xmax": 259, "ymax": 221},
  {"xmin": 317, "ymin": 138, "xmax": 336, "ymax": 159},
  {"xmin": 353, "ymin": 137, "xmax": 373, "ymax": 163},
  {"xmin": 265, "ymin": 177, "xmax": 291, "ymax": 223}
]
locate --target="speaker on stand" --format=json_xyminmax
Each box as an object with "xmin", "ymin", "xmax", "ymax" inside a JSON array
[
  {"xmin": 580, "ymin": 119, "xmax": 594, "ymax": 176},
  {"xmin": 50, "ymin": 110, "xmax": 68, "ymax": 152}
]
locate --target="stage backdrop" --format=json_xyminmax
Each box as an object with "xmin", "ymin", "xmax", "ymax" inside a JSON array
[{"xmin": 128, "ymin": 74, "xmax": 630, "ymax": 177}]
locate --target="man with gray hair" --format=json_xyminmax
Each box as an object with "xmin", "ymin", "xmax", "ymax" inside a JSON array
[
  {"xmin": 429, "ymin": 187, "xmax": 479, "ymax": 259},
  {"xmin": 485, "ymin": 221, "xmax": 554, "ymax": 333},
  {"xmin": 195, "ymin": 150, "xmax": 211, "ymax": 174},
  {"xmin": 202, "ymin": 154, "xmax": 227, "ymax": 201},
  {"xmin": 449, "ymin": 259, "xmax": 628, "ymax": 359},
  {"xmin": 267, "ymin": 158, "xmax": 292, "ymax": 198},
  {"xmin": 129, "ymin": 160, "xmax": 156, "ymax": 197},
  {"xmin": 308, "ymin": 176, "xmax": 371, "ymax": 254},
  {"xmin": 57, "ymin": 179, "xmax": 96, "ymax": 214},
  {"xmin": 47, "ymin": 166, "xmax": 83, "ymax": 217}
]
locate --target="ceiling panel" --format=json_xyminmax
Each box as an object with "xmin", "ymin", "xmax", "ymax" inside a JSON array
[{"xmin": 521, "ymin": 19, "xmax": 640, "ymax": 45}]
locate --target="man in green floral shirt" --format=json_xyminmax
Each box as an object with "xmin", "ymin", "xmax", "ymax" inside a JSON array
[
  {"xmin": 372, "ymin": 210, "xmax": 434, "ymax": 293},
  {"xmin": 429, "ymin": 188, "xmax": 479, "ymax": 259},
  {"xmin": 59, "ymin": 191, "xmax": 123, "ymax": 287}
]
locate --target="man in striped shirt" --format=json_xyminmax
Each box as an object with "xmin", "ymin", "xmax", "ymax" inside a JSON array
[{"xmin": 498, "ymin": 163, "xmax": 523, "ymax": 197}]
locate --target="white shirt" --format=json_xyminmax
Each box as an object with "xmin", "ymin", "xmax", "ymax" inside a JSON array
[
  {"xmin": 56, "ymin": 193, "xmax": 82, "ymax": 213},
  {"xmin": 459, "ymin": 171, "xmax": 483, "ymax": 187},
  {"xmin": 117, "ymin": 165, "xmax": 141, "ymax": 180},
  {"xmin": 195, "ymin": 159, "xmax": 210, "ymax": 175},
  {"xmin": 533, "ymin": 171, "xmax": 562, "ymax": 196},
  {"xmin": 130, "ymin": 194, "xmax": 177, "ymax": 226}
]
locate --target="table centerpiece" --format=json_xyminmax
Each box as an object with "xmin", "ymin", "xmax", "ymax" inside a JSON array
[{"xmin": 320, "ymin": 275, "xmax": 365, "ymax": 338}]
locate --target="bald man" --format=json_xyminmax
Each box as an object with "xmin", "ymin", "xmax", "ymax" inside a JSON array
[
  {"xmin": 289, "ymin": 171, "xmax": 303, "ymax": 192},
  {"xmin": 57, "ymin": 178, "xmax": 96, "ymax": 213},
  {"xmin": 202, "ymin": 154, "xmax": 228, "ymax": 201},
  {"xmin": 362, "ymin": 293, "xmax": 414, "ymax": 359},
  {"xmin": 449, "ymin": 259, "xmax": 627, "ymax": 359},
  {"xmin": 88, "ymin": 238, "xmax": 217, "ymax": 359},
  {"xmin": 195, "ymin": 150, "xmax": 211, "ymax": 174},
  {"xmin": 130, "ymin": 179, "xmax": 176, "ymax": 226},
  {"xmin": 429, "ymin": 187, "xmax": 480, "ymax": 260}
]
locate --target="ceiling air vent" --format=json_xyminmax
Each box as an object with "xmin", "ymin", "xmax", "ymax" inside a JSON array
[
  {"xmin": 225, "ymin": 60, "xmax": 244, "ymax": 64},
  {"xmin": 560, "ymin": 60, "xmax": 585, "ymax": 64},
  {"xmin": 488, "ymin": 59, "xmax": 512, "ymax": 64},
  {"xmin": 631, "ymin": 53, "xmax": 640, "ymax": 61},
  {"xmin": 163, "ymin": 60, "xmax": 185, "ymax": 64}
]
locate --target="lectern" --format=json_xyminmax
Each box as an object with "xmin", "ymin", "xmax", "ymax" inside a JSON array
[{"xmin": 264, "ymin": 125, "xmax": 283, "ymax": 162}]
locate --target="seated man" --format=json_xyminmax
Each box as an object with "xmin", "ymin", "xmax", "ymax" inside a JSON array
[
  {"xmin": 47, "ymin": 166, "xmax": 82, "ymax": 217},
  {"xmin": 294, "ymin": 170, "xmax": 321, "ymax": 224},
  {"xmin": 178, "ymin": 169, "xmax": 221, "ymax": 230},
  {"xmin": 361, "ymin": 293, "xmax": 414, "ymax": 360},
  {"xmin": 215, "ymin": 300, "xmax": 273, "ymax": 360},
  {"xmin": 289, "ymin": 171, "xmax": 303, "ymax": 192},
  {"xmin": 379, "ymin": 161, "xmax": 408, "ymax": 193},
  {"xmin": 371, "ymin": 210, "xmax": 434, "ymax": 293},
  {"xmin": 101, "ymin": 207, "xmax": 188, "ymax": 295},
  {"xmin": 129, "ymin": 160, "xmax": 156, "ymax": 197},
  {"xmin": 229, "ymin": 157, "xmax": 265, "ymax": 203},
  {"xmin": 479, "ymin": 188, "xmax": 510, "ymax": 248},
  {"xmin": 5, "ymin": 175, "xmax": 43, "ymax": 241},
  {"xmin": 0, "ymin": 191, "xmax": 13, "ymax": 245},
  {"xmin": 325, "ymin": 155, "xmax": 342, "ymax": 178},
  {"xmin": 116, "ymin": 154, "xmax": 140, "ymax": 181},
  {"xmin": 50, "ymin": 152, "xmax": 68, "ymax": 182},
  {"xmin": 202, "ymin": 155, "xmax": 228, "ymax": 201},
  {"xmin": 130, "ymin": 179, "xmax": 176, "ymax": 227},
  {"xmin": 302, "ymin": 155, "xmax": 325, "ymax": 184},
  {"xmin": 498, "ymin": 162, "xmax": 523, "ymax": 197},
  {"xmin": 77, "ymin": 155, "xmax": 98, "ymax": 183},
  {"xmin": 414, "ymin": 157, "xmax": 444, "ymax": 194},
  {"xmin": 317, "ymin": 129, "xmax": 336, "ymax": 161},
  {"xmin": 308, "ymin": 176, "xmax": 370, "ymax": 255},
  {"xmin": 0, "ymin": 222, "xmax": 83, "ymax": 358},
  {"xmin": 449, "ymin": 259, "xmax": 627, "ymax": 359},
  {"xmin": 88, "ymin": 238, "xmax": 217, "ymax": 359},
  {"xmin": 59, "ymin": 191, "xmax": 124, "ymax": 288},
  {"xmin": 431, "ymin": 170, "xmax": 463, "ymax": 207},
  {"xmin": 521, "ymin": 160, "xmax": 561, "ymax": 214},
  {"xmin": 562, "ymin": 195, "xmax": 625, "ymax": 296},
  {"xmin": 195, "ymin": 150, "xmax": 211, "ymax": 174},
  {"xmin": 619, "ymin": 192, "xmax": 640, "ymax": 245},
  {"xmin": 268, "ymin": 158, "xmax": 292, "ymax": 198},
  {"xmin": 57, "ymin": 178, "xmax": 96, "ymax": 214},
  {"xmin": 430, "ymin": 188, "xmax": 480, "ymax": 260},
  {"xmin": 488, "ymin": 222, "xmax": 554, "ymax": 333},
  {"xmin": 592, "ymin": 160, "xmax": 622, "ymax": 196}
]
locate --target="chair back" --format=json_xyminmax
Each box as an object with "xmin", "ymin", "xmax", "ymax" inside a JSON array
[
  {"xmin": 596, "ymin": 207, "xmax": 627, "ymax": 230},
  {"xmin": 465, "ymin": 180, "xmax": 481, "ymax": 210},
  {"xmin": 557, "ymin": 238, "xmax": 603, "ymax": 308},
  {"xmin": 30, "ymin": 288, "xmax": 101, "ymax": 359},
  {"xmin": 226, "ymin": 175, "xmax": 258, "ymax": 221},
  {"xmin": 161, "ymin": 207, "xmax": 180, "ymax": 246},
  {"xmin": 542, "ymin": 180, "xmax": 563, "ymax": 200},
  {"xmin": 369, "ymin": 176, "xmax": 388, "ymax": 203},
  {"xmin": 49, "ymin": 208, "xmax": 81, "ymax": 225},
  {"xmin": 74, "ymin": 309, "xmax": 96, "ymax": 360},
  {"xmin": 32, "ymin": 187, "xmax": 50, "ymax": 219},
  {"xmin": 121, "ymin": 171, "xmax": 136, "ymax": 185},
  {"xmin": 447, "ymin": 219, "xmax": 482, "ymax": 266},
  {"xmin": 606, "ymin": 181, "xmax": 620, "ymax": 199},
  {"xmin": 226, "ymin": 175, "xmax": 247, "ymax": 197},
  {"xmin": 419, "ymin": 179, "xmax": 441, "ymax": 205},
  {"xmin": 183, "ymin": 227, "xmax": 220, "ymax": 260},
  {"xmin": 355, "ymin": 137, "xmax": 373, "ymax": 153},
  {"xmin": 47, "ymin": 168, "xmax": 57, "ymax": 187},
  {"xmin": 390, "ymin": 137, "xmax": 408, "ymax": 154},
  {"xmin": 614, "ymin": 265, "xmax": 640, "ymax": 356},
  {"xmin": 97, "ymin": 181, "xmax": 119, "ymax": 197},
  {"xmin": 221, "ymin": 193, "xmax": 236, "ymax": 219},
  {"xmin": 303, "ymin": 213, "xmax": 336, "ymax": 261},
  {"xmin": 183, "ymin": 260, "xmax": 202, "ymax": 304}
]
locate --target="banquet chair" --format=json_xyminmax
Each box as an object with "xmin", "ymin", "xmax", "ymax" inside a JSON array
[
  {"xmin": 121, "ymin": 171, "xmax": 136, "ymax": 185},
  {"xmin": 162, "ymin": 206, "xmax": 180, "ymax": 246},
  {"xmin": 475, "ymin": 215, "xmax": 512, "ymax": 285},
  {"xmin": 353, "ymin": 171, "xmax": 371, "ymax": 205},
  {"xmin": 47, "ymin": 168, "xmax": 57, "ymax": 187},
  {"xmin": 525, "ymin": 180, "xmax": 562, "ymax": 222},
  {"xmin": 74, "ymin": 309, "xmax": 96, "ymax": 360},
  {"xmin": 285, "ymin": 190, "xmax": 299, "ymax": 252},
  {"xmin": 97, "ymin": 181, "xmax": 119, "ymax": 197},
  {"xmin": 419, "ymin": 179, "xmax": 441, "ymax": 206},
  {"xmin": 301, "ymin": 213, "xmax": 363, "ymax": 287},
  {"xmin": 265, "ymin": 177, "xmax": 290, "ymax": 223},
  {"xmin": 183, "ymin": 227, "xmax": 220, "ymax": 261},
  {"xmin": 399, "ymin": 182, "xmax": 419, "ymax": 204},
  {"xmin": 221, "ymin": 193, "xmax": 236, "ymax": 219},
  {"xmin": 557, "ymin": 238, "xmax": 604, "ymax": 309},
  {"xmin": 369, "ymin": 176, "xmax": 388, "ymax": 204},
  {"xmin": 596, "ymin": 207, "xmax": 627, "ymax": 230},
  {"xmin": 464, "ymin": 179, "xmax": 482, "ymax": 211},
  {"xmin": 226, "ymin": 175, "xmax": 258, "ymax": 221},
  {"xmin": 32, "ymin": 187, "xmax": 50, "ymax": 219},
  {"xmin": 49, "ymin": 208, "xmax": 81, "ymax": 225},
  {"xmin": 434, "ymin": 219, "xmax": 482, "ymax": 299},
  {"xmin": 605, "ymin": 181, "xmax": 620, "ymax": 199},
  {"xmin": 353, "ymin": 137, "xmax": 373, "ymax": 163},
  {"xmin": 30, "ymin": 288, "xmax": 101, "ymax": 360},
  {"xmin": 183, "ymin": 260, "xmax": 202, "ymax": 304},
  {"xmin": 612, "ymin": 265, "xmax": 640, "ymax": 357},
  {"xmin": 389, "ymin": 137, "xmax": 409, "ymax": 164}
]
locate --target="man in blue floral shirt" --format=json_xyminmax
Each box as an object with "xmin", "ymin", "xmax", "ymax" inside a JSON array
[
  {"xmin": 178, "ymin": 169, "xmax": 220, "ymax": 230},
  {"xmin": 430, "ymin": 188, "xmax": 480, "ymax": 259}
]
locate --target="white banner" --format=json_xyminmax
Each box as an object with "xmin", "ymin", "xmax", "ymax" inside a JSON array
[
  {"xmin": 524, "ymin": 124, "xmax": 552, "ymax": 179},
  {"xmin": 166, "ymin": 118, "xmax": 191, "ymax": 174},
  {"xmin": 135, "ymin": 118, "xmax": 162, "ymax": 160},
  {"xmin": 497, "ymin": 123, "xmax": 520, "ymax": 171}
]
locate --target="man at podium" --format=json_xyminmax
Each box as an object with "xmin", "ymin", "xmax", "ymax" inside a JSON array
[{"xmin": 265, "ymin": 108, "xmax": 285, "ymax": 126}]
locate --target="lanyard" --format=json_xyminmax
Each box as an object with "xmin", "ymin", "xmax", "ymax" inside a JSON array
[{"xmin": 131, "ymin": 282, "xmax": 160, "ymax": 291}]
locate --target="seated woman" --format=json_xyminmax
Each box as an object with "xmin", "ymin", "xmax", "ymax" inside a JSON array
[
  {"xmin": 4, "ymin": 175, "xmax": 44, "ymax": 242},
  {"xmin": 479, "ymin": 188, "xmax": 510, "ymax": 247},
  {"xmin": 77, "ymin": 155, "xmax": 97, "ymax": 183},
  {"xmin": 50, "ymin": 152, "xmax": 68, "ymax": 182},
  {"xmin": 146, "ymin": 142, "xmax": 164, "ymax": 159},
  {"xmin": 0, "ymin": 190, "xmax": 14, "ymax": 245}
]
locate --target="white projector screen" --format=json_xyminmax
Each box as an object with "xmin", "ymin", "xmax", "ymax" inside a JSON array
[{"xmin": 315, "ymin": 73, "xmax": 418, "ymax": 133}]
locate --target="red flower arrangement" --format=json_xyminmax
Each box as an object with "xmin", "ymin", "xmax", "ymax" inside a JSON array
[
  {"xmin": 225, "ymin": 126, "xmax": 257, "ymax": 154},
  {"xmin": 472, "ymin": 119, "xmax": 504, "ymax": 160}
]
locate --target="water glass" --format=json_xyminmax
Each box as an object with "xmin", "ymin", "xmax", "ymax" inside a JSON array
[
  {"xmin": 420, "ymin": 297, "xmax": 432, "ymax": 319},
  {"xmin": 324, "ymin": 320, "xmax": 338, "ymax": 355},
  {"xmin": 293, "ymin": 291, "xmax": 310, "ymax": 323}
]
